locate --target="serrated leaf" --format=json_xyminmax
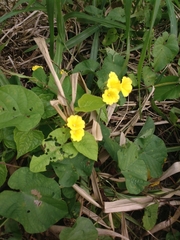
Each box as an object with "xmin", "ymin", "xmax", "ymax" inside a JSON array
[
  {"xmin": 0, "ymin": 85, "xmax": 44, "ymax": 131},
  {"xmin": 143, "ymin": 203, "xmax": 159, "ymax": 230},
  {"xmin": 75, "ymin": 93, "xmax": 104, "ymax": 112},
  {"xmin": 118, "ymin": 142, "xmax": 148, "ymax": 194},
  {"xmin": 106, "ymin": 7, "xmax": 125, "ymax": 23},
  {"xmin": 60, "ymin": 217, "xmax": 98, "ymax": 240},
  {"xmin": 14, "ymin": 128, "xmax": 44, "ymax": 159},
  {"xmin": 0, "ymin": 167, "xmax": 68, "ymax": 233},
  {"xmin": 137, "ymin": 117, "xmax": 155, "ymax": 139},
  {"xmin": 154, "ymin": 76, "xmax": 180, "ymax": 101},
  {"xmin": 73, "ymin": 59, "xmax": 99, "ymax": 75},
  {"xmin": 152, "ymin": 32, "xmax": 179, "ymax": 72},
  {"xmin": 73, "ymin": 131, "xmax": 98, "ymax": 161},
  {"xmin": 0, "ymin": 163, "xmax": 7, "ymax": 187},
  {"xmin": 30, "ymin": 128, "xmax": 78, "ymax": 172}
]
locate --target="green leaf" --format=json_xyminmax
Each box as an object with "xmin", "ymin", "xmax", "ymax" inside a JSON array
[
  {"xmin": 59, "ymin": 217, "xmax": 98, "ymax": 240},
  {"xmin": 73, "ymin": 59, "xmax": 99, "ymax": 75},
  {"xmin": 14, "ymin": 128, "xmax": 44, "ymax": 159},
  {"xmin": 0, "ymin": 85, "xmax": 44, "ymax": 131},
  {"xmin": 136, "ymin": 134, "xmax": 167, "ymax": 178},
  {"xmin": 117, "ymin": 142, "xmax": 148, "ymax": 194},
  {"xmin": 75, "ymin": 94, "xmax": 104, "ymax": 112},
  {"xmin": 166, "ymin": 231, "xmax": 180, "ymax": 240},
  {"xmin": 143, "ymin": 66, "xmax": 157, "ymax": 87},
  {"xmin": 143, "ymin": 203, "xmax": 159, "ymax": 230},
  {"xmin": 106, "ymin": 7, "xmax": 125, "ymax": 23},
  {"xmin": 154, "ymin": 76, "xmax": 180, "ymax": 101},
  {"xmin": 30, "ymin": 128, "xmax": 78, "ymax": 172},
  {"xmin": 102, "ymin": 28, "xmax": 119, "ymax": 46},
  {"xmin": 73, "ymin": 131, "xmax": 98, "ymax": 161},
  {"xmin": 0, "ymin": 167, "xmax": 68, "ymax": 233},
  {"xmin": 152, "ymin": 32, "xmax": 179, "ymax": 72},
  {"xmin": 32, "ymin": 87, "xmax": 56, "ymax": 119},
  {"xmin": 52, "ymin": 154, "xmax": 94, "ymax": 187},
  {"xmin": 0, "ymin": 127, "xmax": 16, "ymax": 149},
  {"xmin": 96, "ymin": 50, "xmax": 125, "ymax": 89},
  {"xmin": 32, "ymin": 68, "xmax": 48, "ymax": 88},
  {"xmin": 137, "ymin": 117, "xmax": 155, "ymax": 139},
  {"xmin": 100, "ymin": 123, "xmax": 120, "ymax": 162},
  {"xmin": 0, "ymin": 163, "xmax": 7, "ymax": 187}
]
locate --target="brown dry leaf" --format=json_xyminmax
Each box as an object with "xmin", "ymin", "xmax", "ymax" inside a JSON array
[
  {"xmin": 91, "ymin": 119, "xmax": 103, "ymax": 141},
  {"xmin": 104, "ymin": 196, "xmax": 154, "ymax": 213},
  {"xmin": 82, "ymin": 206, "xmax": 110, "ymax": 229},
  {"xmin": 73, "ymin": 184, "xmax": 102, "ymax": 208}
]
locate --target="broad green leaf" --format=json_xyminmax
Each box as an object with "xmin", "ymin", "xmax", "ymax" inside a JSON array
[
  {"xmin": 137, "ymin": 117, "xmax": 155, "ymax": 139},
  {"xmin": 0, "ymin": 167, "xmax": 68, "ymax": 233},
  {"xmin": 100, "ymin": 123, "xmax": 120, "ymax": 162},
  {"xmin": 154, "ymin": 76, "xmax": 180, "ymax": 101},
  {"xmin": 136, "ymin": 134, "xmax": 167, "ymax": 178},
  {"xmin": 166, "ymin": 231, "xmax": 180, "ymax": 240},
  {"xmin": 0, "ymin": 85, "xmax": 44, "ymax": 131},
  {"xmin": 143, "ymin": 203, "xmax": 159, "ymax": 230},
  {"xmin": 75, "ymin": 94, "xmax": 104, "ymax": 112},
  {"xmin": 32, "ymin": 68, "xmax": 48, "ymax": 88},
  {"xmin": 60, "ymin": 217, "xmax": 98, "ymax": 240},
  {"xmin": 73, "ymin": 59, "xmax": 99, "ymax": 75},
  {"xmin": 118, "ymin": 142, "xmax": 148, "ymax": 194},
  {"xmin": 0, "ymin": 163, "xmax": 7, "ymax": 187},
  {"xmin": 73, "ymin": 131, "xmax": 98, "ymax": 161},
  {"xmin": 30, "ymin": 128, "xmax": 78, "ymax": 172},
  {"xmin": 32, "ymin": 87, "xmax": 56, "ymax": 119},
  {"xmin": 106, "ymin": 7, "xmax": 125, "ymax": 23},
  {"xmin": 102, "ymin": 28, "xmax": 119, "ymax": 46},
  {"xmin": 52, "ymin": 154, "xmax": 94, "ymax": 187},
  {"xmin": 96, "ymin": 51, "xmax": 125, "ymax": 89},
  {"xmin": 0, "ymin": 127, "xmax": 16, "ymax": 149},
  {"xmin": 152, "ymin": 32, "xmax": 179, "ymax": 72},
  {"xmin": 14, "ymin": 128, "xmax": 44, "ymax": 159},
  {"xmin": 143, "ymin": 66, "xmax": 157, "ymax": 88}
]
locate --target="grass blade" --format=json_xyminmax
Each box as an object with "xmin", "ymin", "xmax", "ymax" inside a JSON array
[{"xmin": 165, "ymin": 0, "xmax": 178, "ymax": 37}]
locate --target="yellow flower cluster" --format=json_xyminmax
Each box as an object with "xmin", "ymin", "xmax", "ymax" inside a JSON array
[
  {"xmin": 32, "ymin": 65, "xmax": 43, "ymax": 71},
  {"xmin": 67, "ymin": 115, "xmax": 85, "ymax": 142},
  {"xmin": 102, "ymin": 71, "xmax": 132, "ymax": 105}
]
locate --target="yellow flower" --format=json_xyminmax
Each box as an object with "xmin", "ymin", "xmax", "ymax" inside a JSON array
[
  {"xmin": 120, "ymin": 76, "xmax": 132, "ymax": 97},
  {"xmin": 32, "ymin": 65, "xmax": 43, "ymax": 71},
  {"xmin": 67, "ymin": 115, "xmax": 85, "ymax": 130},
  {"xmin": 102, "ymin": 88, "xmax": 119, "ymax": 105},
  {"xmin": 70, "ymin": 129, "xmax": 85, "ymax": 142},
  {"xmin": 107, "ymin": 72, "xmax": 121, "ymax": 91},
  {"xmin": 60, "ymin": 69, "xmax": 67, "ymax": 75}
]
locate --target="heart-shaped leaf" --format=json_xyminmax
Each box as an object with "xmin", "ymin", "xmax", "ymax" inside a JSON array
[
  {"xmin": 14, "ymin": 128, "xmax": 44, "ymax": 159},
  {"xmin": 118, "ymin": 142, "xmax": 148, "ymax": 194},
  {"xmin": 0, "ymin": 85, "xmax": 44, "ymax": 131},
  {"xmin": 152, "ymin": 32, "xmax": 179, "ymax": 72},
  {"xmin": 0, "ymin": 167, "xmax": 68, "ymax": 233},
  {"xmin": 60, "ymin": 217, "xmax": 98, "ymax": 240}
]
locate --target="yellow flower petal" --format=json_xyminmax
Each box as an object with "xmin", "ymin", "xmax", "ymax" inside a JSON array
[
  {"xmin": 107, "ymin": 72, "xmax": 121, "ymax": 91},
  {"xmin": 102, "ymin": 88, "xmax": 119, "ymax": 105},
  {"xmin": 70, "ymin": 129, "xmax": 84, "ymax": 142},
  {"xmin": 120, "ymin": 76, "xmax": 132, "ymax": 97},
  {"xmin": 67, "ymin": 115, "xmax": 85, "ymax": 130},
  {"xmin": 32, "ymin": 65, "xmax": 43, "ymax": 71}
]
